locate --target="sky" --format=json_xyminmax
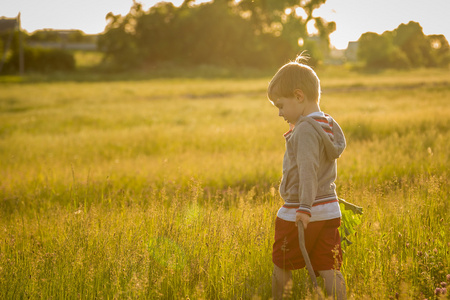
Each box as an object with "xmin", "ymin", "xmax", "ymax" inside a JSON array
[{"xmin": 2, "ymin": 0, "xmax": 450, "ymax": 49}]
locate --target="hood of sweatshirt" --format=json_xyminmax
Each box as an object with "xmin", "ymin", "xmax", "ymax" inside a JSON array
[{"xmin": 296, "ymin": 114, "xmax": 346, "ymax": 161}]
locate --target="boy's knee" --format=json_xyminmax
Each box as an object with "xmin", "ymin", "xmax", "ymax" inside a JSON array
[
  {"xmin": 319, "ymin": 270, "xmax": 346, "ymax": 287},
  {"xmin": 318, "ymin": 270, "xmax": 346, "ymax": 299},
  {"xmin": 319, "ymin": 270, "xmax": 344, "ymax": 280}
]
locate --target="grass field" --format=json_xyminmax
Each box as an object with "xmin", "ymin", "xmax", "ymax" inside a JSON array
[{"xmin": 0, "ymin": 67, "xmax": 449, "ymax": 299}]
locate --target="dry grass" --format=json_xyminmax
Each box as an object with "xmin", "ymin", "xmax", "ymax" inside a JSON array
[{"xmin": 0, "ymin": 67, "xmax": 449, "ymax": 299}]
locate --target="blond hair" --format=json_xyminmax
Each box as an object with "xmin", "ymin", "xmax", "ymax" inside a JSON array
[{"xmin": 267, "ymin": 55, "xmax": 321, "ymax": 104}]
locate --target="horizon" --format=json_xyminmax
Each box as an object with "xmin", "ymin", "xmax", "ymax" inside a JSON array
[{"xmin": 2, "ymin": 0, "xmax": 450, "ymax": 50}]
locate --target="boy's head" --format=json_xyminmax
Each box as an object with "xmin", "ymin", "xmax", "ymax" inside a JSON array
[{"xmin": 267, "ymin": 56, "xmax": 321, "ymax": 105}]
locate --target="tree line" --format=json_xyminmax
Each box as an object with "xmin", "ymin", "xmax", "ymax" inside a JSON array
[
  {"xmin": 357, "ymin": 21, "xmax": 449, "ymax": 69},
  {"xmin": 98, "ymin": 0, "xmax": 333, "ymax": 70},
  {"xmin": 1, "ymin": 0, "xmax": 449, "ymax": 73},
  {"xmin": 0, "ymin": 29, "xmax": 95, "ymax": 73}
]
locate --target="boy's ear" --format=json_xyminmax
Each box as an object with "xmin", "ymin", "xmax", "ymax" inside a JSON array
[{"xmin": 293, "ymin": 89, "xmax": 305, "ymax": 102}]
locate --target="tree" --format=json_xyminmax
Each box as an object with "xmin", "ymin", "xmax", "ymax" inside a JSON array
[
  {"xmin": 28, "ymin": 29, "xmax": 61, "ymax": 42},
  {"xmin": 99, "ymin": 0, "xmax": 334, "ymax": 70},
  {"xmin": 237, "ymin": 0, "xmax": 334, "ymax": 64},
  {"xmin": 427, "ymin": 34, "xmax": 450, "ymax": 67},
  {"xmin": 98, "ymin": 3, "xmax": 143, "ymax": 69},
  {"xmin": 357, "ymin": 21, "xmax": 449, "ymax": 69},
  {"xmin": 357, "ymin": 32, "xmax": 394, "ymax": 68},
  {"xmin": 393, "ymin": 21, "xmax": 431, "ymax": 67}
]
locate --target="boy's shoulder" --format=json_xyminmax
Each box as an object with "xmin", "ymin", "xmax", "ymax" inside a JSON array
[
  {"xmin": 289, "ymin": 117, "xmax": 322, "ymax": 144},
  {"xmin": 293, "ymin": 117, "xmax": 321, "ymax": 135}
]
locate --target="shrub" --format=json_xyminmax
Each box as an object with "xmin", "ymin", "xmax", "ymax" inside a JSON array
[
  {"xmin": 388, "ymin": 47, "xmax": 411, "ymax": 69},
  {"xmin": 5, "ymin": 47, "xmax": 75, "ymax": 73}
]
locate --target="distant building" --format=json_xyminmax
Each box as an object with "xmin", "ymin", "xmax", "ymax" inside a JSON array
[
  {"xmin": 0, "ymin": 15, "xmax": 24, "ymax": 74},
  {"xmin": 345, "ymin": 41, "xmax": 359, "ymax": 62},
  {"xmin": 28, "ymin": 29, "xmax": 98, "ymax": 51},
  {"xmin": 28, "ymin": 41, "xmax": 98, "ymax": 51},
  {"xmin": 0, "ymin": 17, "xmax": 18, "ymax": 32},
  {"xmin": 326, "ymin": 48, "xmax": 346, "ymax": 65},
  {"xmin": 306, "ymin": 36, "xmax": 359, "ymax": 65}
]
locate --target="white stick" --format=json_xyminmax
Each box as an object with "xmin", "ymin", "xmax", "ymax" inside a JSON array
[{"xmin": 297, "ymin": 221, "xmax": 319, "ymax": 290}]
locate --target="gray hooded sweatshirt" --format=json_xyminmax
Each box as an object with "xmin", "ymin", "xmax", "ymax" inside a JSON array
[{"xmin": 279, "ymin": 113, "xmax": 346, "ymax": 219}]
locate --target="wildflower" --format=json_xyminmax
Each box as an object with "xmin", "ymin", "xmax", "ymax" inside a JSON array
[
  {"xmin": 441, "ymin": 282, "xmax": 447, "ymax": 288},
  {"xmin": 281, "ymin": 237, "xmax": 289, "ymax": 253},
  {"xmin": 447, "ymin": 274, "xmax": 450, "ymax": 282},
  {"xmin": 442, "ymin": 287, "xmax": 447, "ymax": 295},
  {"xmin": 435, "ymin": 288, "xmax": 442, "ymax": 296}
]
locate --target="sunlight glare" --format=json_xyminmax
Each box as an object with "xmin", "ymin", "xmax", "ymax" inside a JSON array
[
  {"xmin": 431, "ymin": 40, "xmax": 441, "ymax": 49},
  {"xmin": 295, "ymin": 7, "xmax": 308, "ymax": 19},
  {"xmin": 307, "ymin": 19, "xmax": 318, "ymax": 35}
]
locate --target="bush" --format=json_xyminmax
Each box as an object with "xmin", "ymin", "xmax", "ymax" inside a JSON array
[
  {"xmin": 5, "ymin": 47, "xmax": 75, "ymax": 73},
  {"xmin": 388, "ymin": 47, "xmax": 411, "ymax": 69}
]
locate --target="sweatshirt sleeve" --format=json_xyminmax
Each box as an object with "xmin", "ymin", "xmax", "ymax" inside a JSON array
[{"xmin": 293, "ymin": 124, "xmax": 320, "ymax": 216}]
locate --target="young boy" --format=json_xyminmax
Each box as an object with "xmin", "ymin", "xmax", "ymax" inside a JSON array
[{"xmin": 268, "ymin": 57, "xmax": 347, "ymax": 300}]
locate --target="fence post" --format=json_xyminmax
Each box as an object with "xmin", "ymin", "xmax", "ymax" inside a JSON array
[{"xmin": 18, "ymin": 13, "xmax": 24, "ymax": 75}]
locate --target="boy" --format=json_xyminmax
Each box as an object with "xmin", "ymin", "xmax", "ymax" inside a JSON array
[{"xmin": 268, "ymin": 57, "xmax": 347, "ymax": 300}]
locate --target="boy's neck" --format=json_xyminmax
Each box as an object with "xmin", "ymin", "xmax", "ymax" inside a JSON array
[{"xmin": 302, "ymin": 101, "xmax": 321, "ymax": 116}]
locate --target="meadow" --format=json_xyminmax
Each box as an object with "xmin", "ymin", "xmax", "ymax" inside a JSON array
[{"xmin": 0, "ymin": 67, "xmax": 449, "ymax": 299}]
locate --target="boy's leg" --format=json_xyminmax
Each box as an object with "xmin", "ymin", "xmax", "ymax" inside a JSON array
[
  {"xmin": 318, "ymin": 270, "xmax": 346, "ymax": 300},
  {"xmin": 272, "ymin": 264, "xmax": 292, "ymax": 300}
]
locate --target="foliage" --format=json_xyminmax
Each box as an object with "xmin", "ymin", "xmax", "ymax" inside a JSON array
[
  {"xmin": 357, "ymin": 21, "xmax": 450, "ymax": 69},
  {"xmin": 427, "ymin": 34, "xmax": 450, "ymax": 67},
  {"xmin": 0, "ymin": 30, "xmax": 24, "ymax": 71},
  {"xmin": 27, "ymin": 29, "xmax": 62, "ymax": 42},
  {"xmin": 99, "ymin": 0, "xmax": 335, "ymax": 70},
  {"xmin": 1, "ymin": 29, "xmax": 93, "ymax": 74},
  {"xmin": 4, "ymin": 47, "xmax": 75, "ymax": 73},
  {"xmin": 27, "ymin": 29, "xmax": 96, "ymax": 44},
  {"xmin": 98, "ymin": 5, "xmax": 142, "ymax": 70},
  {"xmin": 339, "ymin": 202, "xmax": 362, "ymax": 247},
  {"xmin": 0, "ymin": 67, "xmax": 449, "ymax": 299}
]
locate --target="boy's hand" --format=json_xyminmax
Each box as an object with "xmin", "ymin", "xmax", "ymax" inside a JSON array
[{"xmin": 296, "ymin": 212, "xmax": 311, "ymax": 229}]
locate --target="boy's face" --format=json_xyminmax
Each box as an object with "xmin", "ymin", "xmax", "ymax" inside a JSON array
[{"xmin": 274, "ymin": 96, "xmax": 303, "ymax": 125}]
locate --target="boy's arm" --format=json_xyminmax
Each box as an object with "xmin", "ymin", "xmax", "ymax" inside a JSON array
[{"xmin": 293, "ymin": 125, "xmax": 321, "ymax": 218}]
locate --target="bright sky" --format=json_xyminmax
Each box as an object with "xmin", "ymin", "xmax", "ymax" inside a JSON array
[{"xmin": 2, "ymin": 0, "xmax": 449, "ymax": 49}]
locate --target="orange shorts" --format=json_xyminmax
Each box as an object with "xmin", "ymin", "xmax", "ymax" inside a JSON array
[{"xmin": 272, "ymin": 217, "xmax": 342, "ymax": 272}]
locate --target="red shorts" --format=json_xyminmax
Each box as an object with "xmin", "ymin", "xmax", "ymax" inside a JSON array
[{"xmin": 272, "ymin": 217, "xmax": 342, "ymax": 271}]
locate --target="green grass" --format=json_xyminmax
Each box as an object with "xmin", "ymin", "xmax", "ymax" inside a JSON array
[{"xmin": 0, "ymin": 67, "xmax": 449, "ymax": 299}]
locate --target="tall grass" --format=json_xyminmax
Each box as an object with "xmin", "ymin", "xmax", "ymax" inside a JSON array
[{"xmin": 0, "ymin": 68, "xmax": 449, "ymax": 299}]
